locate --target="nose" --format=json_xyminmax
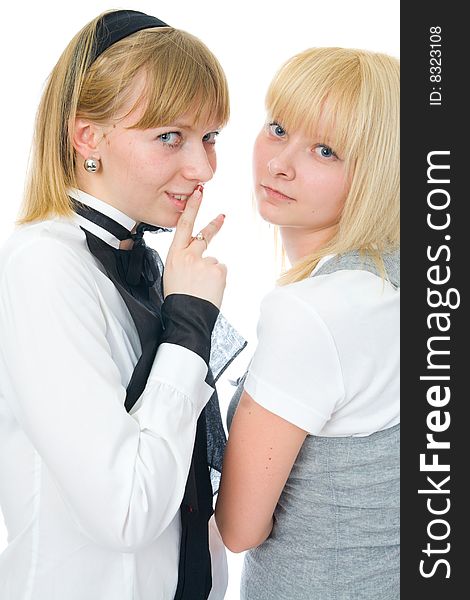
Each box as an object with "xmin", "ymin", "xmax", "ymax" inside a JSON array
[
  {"xmin": 182, "ymin": 142, "xmax": 215, "ymax": 183},
  {"xmin": 267, "ymin": 148, "xmax": 295, "ymax": 180}
]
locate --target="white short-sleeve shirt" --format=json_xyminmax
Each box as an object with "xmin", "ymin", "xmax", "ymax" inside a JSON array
[{"xmin": 244, "ymin": 256, "xmax": 400, "ymax": 437}]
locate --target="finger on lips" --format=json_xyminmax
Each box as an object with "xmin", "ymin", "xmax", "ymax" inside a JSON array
[
  {"xmin": 171, "ymin": 185, "xmax": 204, "ymax": 249},
  {"xmin": 171, "ymin": 185, "xmax": 226, "ymax": 255}
]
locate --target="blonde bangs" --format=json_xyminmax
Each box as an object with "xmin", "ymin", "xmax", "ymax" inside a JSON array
[
  {"xmin": 132, "ymin": 29, "xmax": 229, "ymax": 129},
  {"xmin": 266, "ymin": 48, "xmax": 365, "ymax": 164},
  {"xmin": 80, "ymin": 28, "xmax": 229, "ymax": 129}
]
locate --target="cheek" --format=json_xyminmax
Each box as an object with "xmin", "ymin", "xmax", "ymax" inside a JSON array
[
  {"xmin": 110, "ymin": 140, "xmax": 148, "ymax": 182},
  {"xmin": 305, "ymin": 169, "xmax": 349, "ymax": 210},
  {"xmin": 137, "ymin": 150, "xmax": 174, "ymax": 184},
  {"xmin": 333, "ymin": 174, "xmax": 351, "ymax": 211},
  {"xmin": 252, "ymin": 137, "xmax": 269, "ymax": 179},
  {"xmin": 208, "ymin": 151, "xmax": 217, "ymax": 174}
]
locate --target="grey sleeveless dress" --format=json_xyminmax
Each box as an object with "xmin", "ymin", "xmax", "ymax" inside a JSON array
[{"xmin": 227, "ymin": 251, "xmax": 400, "ymax": 600}]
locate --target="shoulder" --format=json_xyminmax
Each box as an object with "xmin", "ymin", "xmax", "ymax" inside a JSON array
[
  {"xmin": 255, "ymin": 284, "xmax": 339, "ymax": 361},
  {"xmin": 256, "ymin": 265, "xmax": 399, "ymax": 352},
  {"xmin": 0, "ymin": 217, "xmax": 95, "ymax": 288},
  {"xmin": 1, "ymin": 217, "xmax": 89, "ymax": 267},
  {"xmin": 291, "ymin": 262, "xmax": 399, "ymax": 323},
  {"xmin": 257, "ymin": 271, "xmax": 358, "ymax": 330}
]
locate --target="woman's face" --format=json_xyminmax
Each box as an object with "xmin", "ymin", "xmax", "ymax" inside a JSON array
[
  {"xmin": 76, "ymin": 77, "xmax": 221, "ymax": 227},
  {"xmin": 253, "ymin": 120, "xmax": 351, "ymax": 236},
  {"xmin": 100, "ymin": 115, "xmax": 219, "ymax": 227}
]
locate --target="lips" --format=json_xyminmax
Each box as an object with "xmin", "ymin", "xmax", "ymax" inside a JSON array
[
  {"xmin": 166, "ymin": 185, "xmax": 204, "ymax": 211},
  {"xmin": 166, "ymin": 192, "xmax": 192, "ymax": 211},
  {"xmin": 261, "ymin": 184, "xmax": 295, "ymax": 202},
  {"xmin": 167, "ymin": 192, "xmax": 191, "ymax": 201}
]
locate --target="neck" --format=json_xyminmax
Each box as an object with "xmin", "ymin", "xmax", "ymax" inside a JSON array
[
  {"xmin": 279, "ymin": 225, "xmax": 337, "ymax": 264},
  {"xmin": 69, "ymin": 187, "xmax": 140, "ymax": 251},
  {"xmin": 119, "ymin": 238, "xmax": 135, "ymax": 250},
  {"xmin": 75, "ymin": 172, "xmax": 133, "ymax": 218}
]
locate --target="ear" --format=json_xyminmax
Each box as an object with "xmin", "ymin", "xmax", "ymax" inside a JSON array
[{"xmin": 72, "ymin": 118, "xmax": 103, "ymax": 161}]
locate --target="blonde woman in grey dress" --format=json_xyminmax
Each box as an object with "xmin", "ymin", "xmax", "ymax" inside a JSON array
[{"xmin": 215, "ymin": 48, "xmax": 400, "ymax": 599}]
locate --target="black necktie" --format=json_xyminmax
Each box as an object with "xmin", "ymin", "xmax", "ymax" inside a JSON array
[{"xmin": 73, "ymin": 200, "xmax": 223, "ymax": 599}]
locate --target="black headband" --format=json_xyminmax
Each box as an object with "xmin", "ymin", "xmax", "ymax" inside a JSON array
[{"xmin": 91, "ymin": 10, "xmax": 169, "ymax": 63}]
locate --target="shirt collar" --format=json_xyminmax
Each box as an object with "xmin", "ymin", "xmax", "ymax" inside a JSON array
[
  {"xmin": 310, "ymin": 254, "xmax": 337, "ymax": 276},
  {"xmin": 69, "ymin": 188, "xmax": 137, "ymax": 249}
]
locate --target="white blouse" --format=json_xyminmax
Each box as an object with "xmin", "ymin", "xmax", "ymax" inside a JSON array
[
  {"xmin": 0, "ymin": 193, "xmax": 227, "ymax": 600},
  {"xmin": 244, "ymin": 255, "xmax": 400, "ymax": 437}
]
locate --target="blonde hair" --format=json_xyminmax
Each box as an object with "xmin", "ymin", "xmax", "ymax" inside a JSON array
[
  {"xmin": 19, "ymin": 11, "xmax": 229, "ymax": 223},
  {"xmin": 266, "ymin": 47, "xmax": 400, "ymax": 285}
]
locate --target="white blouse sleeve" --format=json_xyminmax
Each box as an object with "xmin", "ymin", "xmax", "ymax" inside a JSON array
[
  {"xmin": 0, "ymin": 236, "xmax": 214, "ymax": 552},
  {"xmin": 244, "ymin": 287, "xmax": 344, "ymax": 434}
]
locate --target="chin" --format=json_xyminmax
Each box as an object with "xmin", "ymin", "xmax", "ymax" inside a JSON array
[
  {"xmin": 144, "ymin": 212, "xmax": 178, "ymax": 229},
  {"xmin": 259, "ymin": 213, "xmax": 280, "ymax": 226},
  {"xmin": 257, "ymin": 199, "xmax": 288, "ymax": 226},
  {"xmin": 159, "ymin": 215, "xmax": 179, "ymax": 228}
]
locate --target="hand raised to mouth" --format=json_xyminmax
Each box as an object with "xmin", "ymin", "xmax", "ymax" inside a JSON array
[{"xmin": 163, "ymin": 185, "xmax": 227, "ymax": 309}]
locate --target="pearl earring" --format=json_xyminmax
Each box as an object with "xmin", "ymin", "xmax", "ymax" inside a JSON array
[{"xmin": 84, "ymin": 157, "xmax": 100, "ymax": 173}]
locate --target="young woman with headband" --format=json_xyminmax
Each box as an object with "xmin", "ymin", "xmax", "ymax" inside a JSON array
[
  {"xmin": 216, "ymin": 47, "xmax": 400, "ymax": 599},
  {"xmin": 0, "ymin": 9, "xmax": 245, "ymax": 600}
]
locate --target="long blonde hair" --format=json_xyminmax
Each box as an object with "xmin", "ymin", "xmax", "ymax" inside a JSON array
[
  {"xmin": 19, "ymin": 11, "xmax": 229, "ymax": 223},
  {"xmin": 266, "ymin": 47, "xmax": 399, "ymax": 285}
]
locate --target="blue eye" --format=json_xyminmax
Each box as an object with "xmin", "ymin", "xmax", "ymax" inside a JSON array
[
  {"xmin": 315, "ymin": 144, "xmax": 337, "ymax": 159},
  {"xmin": 158, "ymin": 132, "xmax": 181, "ymax": 147},
  {"xmin": 268, "ymin": 122, "xmax": 286, "ymax": 138},
  {"xmin": 202, "ymin": 131, "xmax": 219, "ymax": 145}
]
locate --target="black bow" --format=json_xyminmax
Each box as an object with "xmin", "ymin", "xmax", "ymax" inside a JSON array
[
  {"xmin": 73, "ymin": 200, "xmax": 171, "ymax": 309},
  {"xmin": 125, "ymin": 222, "xmax": 162, "ymax": 287}
]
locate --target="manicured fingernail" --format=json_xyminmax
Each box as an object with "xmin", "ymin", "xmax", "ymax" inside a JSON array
[{"xmin": 196, "ymin": 184, "xmax": 204, "ymax": 193}]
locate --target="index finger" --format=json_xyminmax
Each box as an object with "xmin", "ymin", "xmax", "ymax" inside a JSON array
[{"xmin": 170, "ymin": 186, "xmax": 204, "ymax": 250}]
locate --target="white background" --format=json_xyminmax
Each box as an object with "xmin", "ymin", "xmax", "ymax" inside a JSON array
[{"xmin": 0, "ymin": 1, "xmax": 399, "ymax": 597}]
